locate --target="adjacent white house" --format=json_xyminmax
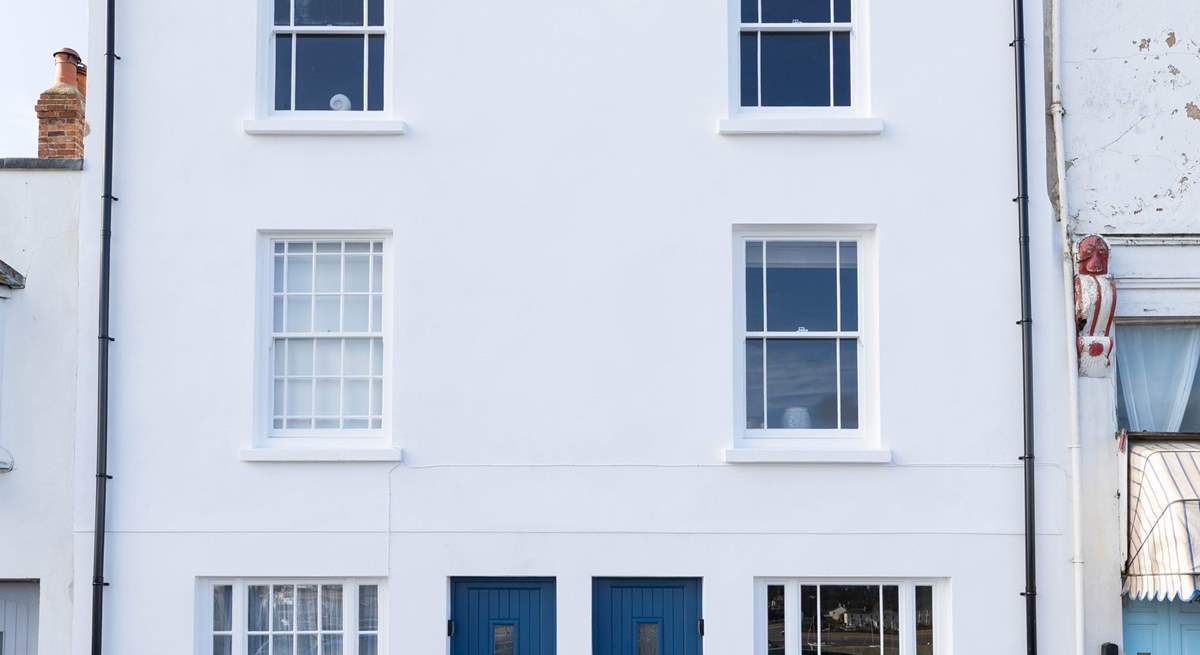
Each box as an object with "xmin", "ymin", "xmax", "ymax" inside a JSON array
[
  {"xmin": 0, "ymin": 51, "xmax": 86, "ymax": 655},
  {"xmin": 1058, "ymin": 0, "xmax": 1200, "ymax": 653}
]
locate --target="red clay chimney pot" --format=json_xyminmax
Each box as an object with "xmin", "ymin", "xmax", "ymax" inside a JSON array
[{"xmin": 53, "ymin": 48, "xmax": 81, "ymax": 88}]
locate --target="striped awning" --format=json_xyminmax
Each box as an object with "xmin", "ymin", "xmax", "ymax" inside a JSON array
[{"xmin": 1125, "ymin": 441, "xmax": 1200, "ymax": 601}]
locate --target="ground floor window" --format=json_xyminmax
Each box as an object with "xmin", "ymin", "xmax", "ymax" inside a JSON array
[
  {"xmin": 755, "ymin": 579, "xmax": 938, "ymax": 655},
  {"xmin": 204, "ymin": 579, "xmax": 382, "ymax": 655}
]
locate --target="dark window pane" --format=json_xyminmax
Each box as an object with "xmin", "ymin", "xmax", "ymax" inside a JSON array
[
  {"xmin": 359, "ymin": 635, "xmax": 379, "ymax": 655},
  {"xmin": 295, "ymin": 0, "xmax": 362, "ymax": 25},
  {"xmin": 742, "ymin": 0, "xmax": 758, "ymax": 22},
  {"xmin": 820, "ymin": 586, "xmax": 881, "ymax": 654},
  {"xmin": 275, "ymin": 35, "xmax": 293, "ymax": 111},
  {"xmin": 295, "ymin": 35, "xmax": 364, "ymax": 111},
  {"xmin": 368, "ymin": 0, "xmax": 384, "ymax": 25},
  {"xmin": 741, "ymin": 33, "xmax": 759, "ymax": 107},
  {"xmin": 746, "ymin": 241, "xmax": 764, "ymax": 331},
  {"xmin": 766, "ymin": 339, "xmax": 837, "ymax": 429},
  {"xmin": 834, "ymin": 0, "xmax": 851, "ymax": 21},
  {"xmin": 746, "ymin": 340, "xmax": 765, "ymax": 429},
  {"xmin": 766, "ymin": 241, "xmax": 836, "ymax": 332},
  {"xmin": 368, "ymin": 35, "xmax": 385, "ymax": 111},
  {"xmin": 767, "ymin": 585, "xmax": 785, "ymax": 655},
  {"xmin": 801, "ymin": 586, "xmax": 818, "ymax": 654},
  {"xmin": 494, "ymin": 624, "xmax": 514, "ymax": 655},
  {"xmin": 833, "ymin": 33, "xmax": 851, "ymax": 106},
  {"xmin": 213, "ymin": 585, "xmax": 233, "ymax": 631},
  {"xmin": 214, "ymin": 636, "xmax": 233, "ymax": 655},
  {"xmin": 248, "ymin": 635, "xmax": 269, "ymax": 655},
  {"xmin": 840, "ymin": 339, "xmax": 858, "ymax": 429},
  {"xmin": 838, "ymin": 241, "xmax": 857, "ymax": 331},
  {"xmin": 761, "ymin": 33, "xmax": 830, "ymax": 107},
  {"xmin": 273, "ymin": 635, "xmax": 294, "ymax": 655},
  {"xmin": 322, "ymin": 634, "xmax": 344, "ymax": 655},
  {"xmin": 275, "ymin": 0, "xmax": 290, "ymax": 25},
  {"xmin": 248, "ymin": 586, "xmax": 270, "ymax": 631},
  {"xmin": 763, "ymin": 0, "xmax": 829, "ymax": 22},
  {"xmin": 883, "ymin": 586, "xmax": 900, "ymax": 655},
  {"xmin": 297, "ymin": 635, "xmax": 318, "ymax": 655},
  {"xmin": 916, "ymin": 586, "xmax": 934, "ymax": 655},
  {"xmin": 360, "ymin": 585, "xmax": 379, "ymax": 630},
  {"xmin": 637, "ymin": 623, "xmax": 658, "ymax": 655}
]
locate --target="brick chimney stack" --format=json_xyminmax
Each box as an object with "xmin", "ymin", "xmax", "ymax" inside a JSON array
[{"xmin": 35, "ymin": 48, "xmax": 87, "ymax": 160}]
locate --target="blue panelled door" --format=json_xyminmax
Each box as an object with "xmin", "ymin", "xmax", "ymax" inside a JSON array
[
  {"xmin": 593, "ymin": 578, "xmax": 702, "ymax": 655},
  {"xmin": 1125, "ymin": 600, "xmax": 1200, "ymax": 654},
  {"xmin": 451, "ymin": 578, "xmax": 556, "ymax": 655}
]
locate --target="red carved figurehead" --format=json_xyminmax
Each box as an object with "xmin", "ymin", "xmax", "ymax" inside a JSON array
[
  {"xmin": 1077, "ymin": 234, "xmax": 1110, "ymax": 275},
  {"xmin": 1074, "ymin": 234, "xmax": 1116, "ymax": 377}
]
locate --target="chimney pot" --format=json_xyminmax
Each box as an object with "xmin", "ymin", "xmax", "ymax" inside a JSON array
[
  {"xmin": 53, "ymin": 48, "xmax": 81, "ymax": 88},
  {"xmin": 37, "ymin": 48, "xmax": 87, "ymax": 159},
  {"xmin": 76, "ymin": 63, "xmax": 88, "ymax": 98}
]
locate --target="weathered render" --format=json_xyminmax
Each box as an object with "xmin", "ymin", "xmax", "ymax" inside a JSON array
[{"xmin": 1061, "ymin": 0, "xmax": 1200, "ymax": 234}]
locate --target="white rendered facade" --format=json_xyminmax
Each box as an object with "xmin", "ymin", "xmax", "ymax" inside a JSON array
[{"xmin": 62, "ymin": 0, "xmax": 1078, "ymax": 652}]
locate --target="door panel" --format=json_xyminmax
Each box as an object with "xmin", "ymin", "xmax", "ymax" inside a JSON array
[
  {"xmin": 451, "ymin": 578, "xmax": 555, "ymax": 655},
  {"xmin": 593, "ymin": 578, "xmax": 702, "ymax": 655}
]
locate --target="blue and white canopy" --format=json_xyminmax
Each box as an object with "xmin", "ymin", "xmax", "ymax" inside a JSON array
[{"xmin": 1125, "ymin": 441, "xmax": 1200, "ymax": 601}]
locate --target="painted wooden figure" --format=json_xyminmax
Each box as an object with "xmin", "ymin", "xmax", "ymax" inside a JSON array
[{"xmin": 1074, "ymin": 234, "xmax": 1116, "ymax": 378}]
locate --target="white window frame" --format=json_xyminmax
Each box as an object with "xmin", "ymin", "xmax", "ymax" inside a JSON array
[
  {"xmin": 197, "ymin": 578, "xmax": 386, "ymax": 655},
  {"xmin": 732, "ymin": 226, "xmax": 879, "ymax": 452},
  {"xmin": 727, "ymin": 0, "xmax": 871, "ymax": 119},
  {"xmin": 251, "ymin": 231, "xmax": 396, "ymax": 455},
  {"xmin": 753, "ymin": 578, "xmax": 946, "ymax": 655},
  {"xmin": 249, "ymin": 0, "xmax": 406, "ymax": 134}
]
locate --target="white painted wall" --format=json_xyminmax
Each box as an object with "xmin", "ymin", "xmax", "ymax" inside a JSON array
[
  {"xmin": 0, "ymin": 0, "xmax": 88, "ymax": 157},
  {"xmin": 0, "ymin": 168, "xmax": 81, "ymax": 655},
  {"xmin": 71, "ymin": 0, "xmax": 1075, "ymax": 652}
]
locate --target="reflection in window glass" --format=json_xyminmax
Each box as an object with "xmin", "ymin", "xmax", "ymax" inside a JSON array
[
  {"xmin": 801, "ymin": 585, "xmax": 818, "ymax": 654},
  {"xmin": 916, "ymin": 586, "xmax": 934, "ymax": 655},
  {"xmin": 883, "ymin": 586, "xmax": 900, "ymax": 654},
  {"xmin": 766, "ymin": 339, "xmax": 838, "ymax": 429},
  {"xmin": 819, "ymin": 585, "xmax": 881, "ymax": 654},
  {"xmin": 637, "ymin": 622, "xmax": 659, "ymax": 655},
  {"xmin": 767, "ymin": 585, "xmax": 785, "ymax": 655},
  {"xmin": 494, "ymin": 624, "xmax": 514, "ymax": 655}
]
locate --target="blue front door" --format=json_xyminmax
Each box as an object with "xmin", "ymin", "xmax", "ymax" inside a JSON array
[
  {"xmin": 451, "ymin": 578, "xmax": 556, "ymax": 655},
  {"xmin": 1125, "ymin": 600, "xmax": 1200, "ymax": 654},
  {"xmin": 593, "ymin": 578, "xmax": 702, "ymax": 655}
]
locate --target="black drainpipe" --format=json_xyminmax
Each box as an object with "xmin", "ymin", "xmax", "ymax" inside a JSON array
[
  {"xmin": 1009, "ymin": 0, "xmax": 1037, "ymax": 651},
  {"xmin": 91, "ymin": 0, "xmax": 118, "ymax": 651}
]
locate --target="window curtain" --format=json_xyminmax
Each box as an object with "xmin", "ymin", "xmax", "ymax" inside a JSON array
[{"xmin": 1118, "ymin": 324, "xmax": 1200, "ymax": 431}]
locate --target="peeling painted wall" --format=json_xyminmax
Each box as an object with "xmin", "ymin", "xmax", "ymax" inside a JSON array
[{"xmin": 1062, "ymin": 1, "xmax": 1200, "ymax": 233}]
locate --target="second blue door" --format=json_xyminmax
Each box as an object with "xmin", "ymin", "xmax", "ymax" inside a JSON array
[
  {"xmin": 451, "ymin": 578, "xmax": 556, "ymax": 655},
  {"xmin": 593, "ymin": 578, "xmax": 702, "ymax": 655}
]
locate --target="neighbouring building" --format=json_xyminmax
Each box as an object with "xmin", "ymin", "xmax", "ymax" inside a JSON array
[
  {"xmin": 64, "ymin": 0, "xmax": 1081, "ymax": 653},
  {"xmin": 1059, "ymin": 0, "xmax": 1200, "ymax": 653},
  {"xmin": 0, "ymin": 49, "xmax": 87, "ymax": 655}
]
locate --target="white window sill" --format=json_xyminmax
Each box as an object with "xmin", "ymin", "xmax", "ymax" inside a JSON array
[
  {"xmin": 239, "ymin": 447, "xmax": 405, "ymax": 462},
  {"xmin": 718, "ymin": 116, "xmax": 884, "ymax": 135},
  {"xmin": 723, "ymin": 448, "xmax": 892, "ymax": 464},
  {"xmin": 243, "ymin": 119, "xmax": 407, "ymax": 136}
]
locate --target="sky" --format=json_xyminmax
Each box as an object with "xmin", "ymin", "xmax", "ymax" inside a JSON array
[{"xmin": 0, "ymin": 0, "xmax": 88, "ymax": 157}]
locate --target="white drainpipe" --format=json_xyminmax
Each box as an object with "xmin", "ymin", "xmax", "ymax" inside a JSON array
[{"xmin": 1047, "ymin": 0, "xmax": 1085, "ymax": 651}]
